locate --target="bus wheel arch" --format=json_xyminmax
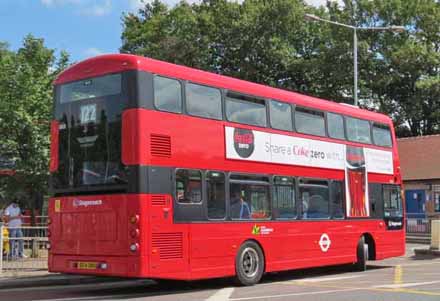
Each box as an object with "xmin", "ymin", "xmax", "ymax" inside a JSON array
[
  {"xmin": 362, "ymin": 233, "xmax": 376, "ymax": 261},
  {"xmin": 355, "ymin": 233, "xmax": 376, "ymax": 271},
  {"xmin": 234, "ymin": 239, "xmax": 266, "ymax": 286}
]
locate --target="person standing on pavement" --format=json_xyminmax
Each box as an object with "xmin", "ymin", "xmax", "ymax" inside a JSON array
[{"xmin": 4, "ymin": 199, "xmax": 25, "ymax": 258}]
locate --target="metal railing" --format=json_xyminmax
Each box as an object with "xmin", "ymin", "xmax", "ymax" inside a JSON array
[
  {"xmin": 1, "ymin": 223, "xmax": 48, "ymax": 273},
  {"xmin": 406, "ymin": 217, "xmax": 431, "ymax": 235}
]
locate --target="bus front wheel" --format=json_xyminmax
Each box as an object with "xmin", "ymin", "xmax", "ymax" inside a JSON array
[
  {"xmin": 354, "ymin": 236, "xmax": 368, "ymax": 271},
  {"xmin": 235, "ymin": 241, "xmax": 265, "ymax": 286}
]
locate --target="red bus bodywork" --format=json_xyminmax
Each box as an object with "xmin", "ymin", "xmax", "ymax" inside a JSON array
[{"xmin": 48, "ymin": 54, "xmax": 404, "ymax": 280}]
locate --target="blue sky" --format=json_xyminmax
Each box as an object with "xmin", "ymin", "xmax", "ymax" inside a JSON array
[{"xmin": 0, "ymin": 0, "xmax": 333, "ymax": 63}]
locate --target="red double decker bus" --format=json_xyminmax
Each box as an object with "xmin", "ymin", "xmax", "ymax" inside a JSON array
[{"xmin": 48, "ymin": 54, "xmax": 404, "ymax": 285}]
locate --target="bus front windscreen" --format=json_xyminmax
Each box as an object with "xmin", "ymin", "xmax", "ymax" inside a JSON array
[{"xmin": 52, "ymin": 73, "xmax": 128, "ymax": 192}]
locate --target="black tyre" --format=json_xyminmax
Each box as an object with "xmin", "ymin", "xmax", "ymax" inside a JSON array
[
  {"xmin": 235, "ymin": 241, "xmax": 265, "ymax": 286},
  {"xmin": 354, "ymin": 236, "xmax": 368, "ymax": 271}
]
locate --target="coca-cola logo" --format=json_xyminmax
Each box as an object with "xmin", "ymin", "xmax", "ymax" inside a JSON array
[{"xmin": 234, "ymin": 128, "xmax": 255, "ymax": 158}]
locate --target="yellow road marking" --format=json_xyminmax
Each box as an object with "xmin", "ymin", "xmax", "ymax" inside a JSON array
[
  {"xmin": 284, "ymin": 279, "xmax": 440, "ymax": 297},
  {"xmin": 394, "ymin": 265, "xmax": 403, "ymax": 285}
]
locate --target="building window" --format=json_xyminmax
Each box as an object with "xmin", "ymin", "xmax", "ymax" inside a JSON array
[
  {"xmin": 226, "ymin": 92, "xmax": 267, "ymax": 127},
  {"xmin": 327, "ymin": 112, "xmax": 345, "ymax": 140},
  {"xmin": 229, "ymin": 175, "xmax": 271, "ymax": 220},
  {"xmin": 273, "ymin": 176, "xmax": 296, "ymax": 219},
  {"xmin": 434, "ymin": 185, "xmax": 440, "ymax": 212},
  {"xmin": 154, "ymin": 76, "xmax": 182, "ymax": 113},
  {"xmin": 346, "ymin": 117, "xmax": 371, "ymax": 144},
  {"xmin": 269, "ymin": 100, "xmax": 293, "ymax": 131},
  {"xmin": 186, "ymin": 83, "xmax": 222, "ymax": 120},
  {"xmin": 176, "ymin": 169, "xmax": 202, "ymax": 204},
  {"xmin": 300, "ymin": 179, "xmax": 330, "ymax": 219},
  {"xmin": 372, "ymin": 123, "xmax": 392, "ymax": 147},
  {"xmin": 207, "ymin": 171, "xmax": 226, "ymax": 219},
  {"xmin": 295, "ymin": 107, "xmax": 326, "ymax": 136}
]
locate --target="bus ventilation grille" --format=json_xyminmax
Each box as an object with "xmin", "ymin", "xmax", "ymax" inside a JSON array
[
  {"xmin": 150, "ymin": 134, "xmax": 171, "ymax": 158},
  {"xmin": 151, "ymin": 195, "xmax": 167, "ymax": 206},
  {"xmin": 152, "ymin": 232, "xmax": 183, "ymax": 260}
]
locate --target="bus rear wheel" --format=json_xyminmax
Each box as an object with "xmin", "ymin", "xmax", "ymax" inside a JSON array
[
  {"xmin": 354, "ymin": 236, "xmax": 368, "ymax": 271},
  {"xmin": 235, "ymin": 241, "xmax": 265, "ymax": 286}
]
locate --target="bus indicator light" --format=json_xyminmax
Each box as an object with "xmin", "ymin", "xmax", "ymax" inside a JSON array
[{"xmin": 130, "ymin": 215, "xmax": 139, "ymax": 224}]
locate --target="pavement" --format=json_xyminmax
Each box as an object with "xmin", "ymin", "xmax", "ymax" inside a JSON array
[{"xmin": 1, "ymin": 243, "xmax": 440, "ymax": 301}]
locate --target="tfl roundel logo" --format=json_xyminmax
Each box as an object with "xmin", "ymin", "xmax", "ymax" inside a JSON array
[{"xmin": 233, "ymin": 128, "xmax": 255, "ymax": 158}]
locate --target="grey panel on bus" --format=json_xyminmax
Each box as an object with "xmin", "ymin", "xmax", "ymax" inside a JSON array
[
  {"xmin": 136, "ymin": 71, "xmax": 154, "ymax": 109},
  {"xmin": 148, "ymin": 166, "xmax": 173, "ymax": 194}
]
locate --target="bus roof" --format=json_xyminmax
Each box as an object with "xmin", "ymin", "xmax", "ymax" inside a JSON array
[{"xmin": 55, "ymin": 54, "xmax": 391, "ymax": 124}]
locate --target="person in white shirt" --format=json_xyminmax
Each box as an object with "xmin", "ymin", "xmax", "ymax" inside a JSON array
[{"xmin": 4, "ymin": 200, "xmax": 24, "ymax": 258}]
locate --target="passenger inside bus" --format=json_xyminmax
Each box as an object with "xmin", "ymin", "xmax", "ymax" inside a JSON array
[{"xmin": 230, "ymin": 190, "xmax": 251, "ymax": 220}]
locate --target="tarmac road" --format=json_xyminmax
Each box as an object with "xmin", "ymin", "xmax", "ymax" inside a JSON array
[{"xmin": 1, "ymin": 243, "xmax": 439, "ymax": 301}]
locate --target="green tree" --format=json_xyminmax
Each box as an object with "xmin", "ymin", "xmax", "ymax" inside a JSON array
[
  {"xmin": 0, "ymin": 35, "xmax": 69, "ymax": 211},
  {"xmin": 121, "ymin": 0, "xmax": 439, "ymax": 137}
]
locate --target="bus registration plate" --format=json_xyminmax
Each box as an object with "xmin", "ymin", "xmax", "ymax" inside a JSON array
[{"xmin": 77, "ymin": 262, "xmax": 98, "ymax": 270}]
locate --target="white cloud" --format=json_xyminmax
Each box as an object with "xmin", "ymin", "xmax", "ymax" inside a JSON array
[
  {"xmin": 80, "ymin": 0, "xmax": 112, "ymax": 16},
  {"xmin": 83, "ymin": 47, "xmax": 105, "ymax": 58},
  {"xmin": 305, "ymin": 0, "xmax": 344, "ymax": 7},
  {"xmin": 40, "ymin": 0, "xmax": 112, "ymax": 16},
  {"xmin": 128, "ymin": 0, "xmax": 144, "ymax": 11},
  {"xmin": 40, "ymin": 0, "xmax": 82, "ymax": 6}
]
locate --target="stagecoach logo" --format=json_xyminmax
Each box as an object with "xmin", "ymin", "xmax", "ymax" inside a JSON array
[
  {"xmin": 233, "ymin": 128, "xmax": 255, "ymax": 158},
  {"xmin": 319, "ymin": 233, "xmax": 331, "ymax": 252},
  {"xmin": 73, "ymin": 199, "xmax": 102, "ymax": 208}
]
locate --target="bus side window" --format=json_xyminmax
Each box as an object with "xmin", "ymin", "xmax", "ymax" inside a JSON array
[
  {"xmin": 300, "ymin": 179, "xmax": 330, "ymax": 219},
  {"xmin": 272, "ymin": 176, "xmax": 296, "ymax": 219},
  {"xmin": 295, "ymin": 107, "xmax": 326, "ymax": 137},
  {"xmin": 372, "ymin": 123, "xmax": 392, "ymax": 147},
  {"xmin": 331, "ymin": 180, "xmax": 345, "ymax": 219},
  {"xmin": 345, "ymin": 117, "xmax": 371, "ymax": 144},
  {"xmin": 225, "ymin": 92, "xmax": 267, "ymax": 127},
  {"xmin": 186, "ymin": 83, "xmax": 222, "ymax": 120},
  {"xmin": 207, "ymin": 171, "xmax": 226, "ymax": 219},
  {"xmin": 269, "ymin": 100, "xmax": 293, "ymax": 131},
  {"xmin": 327, "ymin": 112, "xmax": 345, "ymax": 140},
  {"xmin": 229, "ymin": 174, "xmax": 271, "ymax": 220},
  {"xmin": 175, "ymin": 169, "xmax": 202, "ymax": 204},
  {"xmin": 154, "ymin": 76, "xmax": 182, "ymax": 113}
]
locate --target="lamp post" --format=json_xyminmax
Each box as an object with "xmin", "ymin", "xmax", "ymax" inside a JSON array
[{"xmin": 304, "ymin": 13, "xmax": 405, "ymax": 106}]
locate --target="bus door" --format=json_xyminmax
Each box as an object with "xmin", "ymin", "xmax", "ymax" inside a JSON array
[
  {"xmin": 383, "ymin": 185, "xmax": 404, "ymax": 230},
  {"xmin": 370, "ymin": 183, "xmax": 404, "ymax": 229}
]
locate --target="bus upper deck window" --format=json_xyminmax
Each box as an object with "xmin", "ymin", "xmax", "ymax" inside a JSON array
[
  {"xmin": 295, "ymin": 107, "xmax": 325, "ymax": 137},
  {"xmin": 327, "ymin": 112, "xmax": 345, "ymax": 140},
  {"xmin": 186, "ymin": 83, "xmax": 222, "ymax": 120},
  {"xmin": 225, "ymin": 92, "xmax": 267, "ymax": 127},
  {"xmin": 154, "ymin": 76, "xmax": 182, "ymax": 113},
  {"xmin": 269, "ymin": 100, "xmax": 293, "ymax": 131},
  {"xmin": 373, "ymin": 123, "xmax": 392, "ymax": 147},
  {"xmin": 346, "ymin": 117, "xmax": 371, "ymax": 144}
]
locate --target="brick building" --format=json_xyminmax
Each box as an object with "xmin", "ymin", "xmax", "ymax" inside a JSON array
[{"xmin": 398, "ymin": 135, "xmax": 440, "ymax": 218}]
